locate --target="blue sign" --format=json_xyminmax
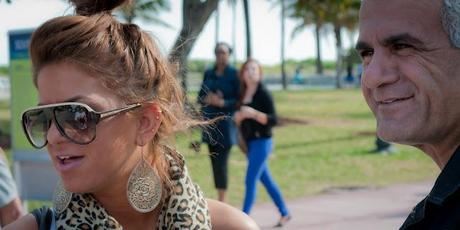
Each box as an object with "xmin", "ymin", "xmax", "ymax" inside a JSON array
[{"xmin": 8, "ymin": 30, "xmax": 34, "ymax": 60}]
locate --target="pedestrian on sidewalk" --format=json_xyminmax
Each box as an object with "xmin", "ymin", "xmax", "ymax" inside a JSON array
[
  {"xmin": 357, "ymin": 0, "xmax": 460, "ymax": 229},
  {"xmin": 234, "ymin": 59, "xmax": 291, "ymax": 227},
  {"xmin": 370, "ymin": 136, "xmax": 396, "ymax": 154},
  {"xmin": 197, "ymin": 42, "xmax": 240, "ymax": 203}
]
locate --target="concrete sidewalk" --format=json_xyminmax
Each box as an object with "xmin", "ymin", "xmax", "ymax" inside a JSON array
[{"xmin": 250, "ymin": 181, "xmax": 434, "ymax": 229}]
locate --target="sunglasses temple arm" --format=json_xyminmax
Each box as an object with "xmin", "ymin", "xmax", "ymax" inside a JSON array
[{"xmin": 98, "ymin": 103, "xmax": 142, "ymax": 119}]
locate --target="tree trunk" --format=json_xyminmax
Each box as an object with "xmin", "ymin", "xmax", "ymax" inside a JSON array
[
  {"xmin": 215, "ymin": 1, "xmax": 219, "ymax": 44},
  {"xmin": 169, "ymin": 0, "xmax": 219, "ymax": 91},
  {"xmin": 281, "ymin": 0, "xmax": 287, "ymax": 90},
  {"xmin": 314, "ymin": 22, "xmax": 323, "ymax": 75},
  {"xmin": 242, "ymin": 0, "xmax": 252, "ymax": 58},
  {"xmin": 334, "ymin": 24, "xmax": 343, "ymax": 89},
  {"xmin": 231, "ymin": 0, "xmax": 237, "ymax": 65}
]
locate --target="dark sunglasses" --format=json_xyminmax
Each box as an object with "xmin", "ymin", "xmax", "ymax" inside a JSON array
[{"xmin": 21, "ymin": 102, "xmax": 141, "ymax": 149}]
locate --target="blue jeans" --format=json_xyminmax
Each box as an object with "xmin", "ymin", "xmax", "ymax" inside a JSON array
[{"xmin": 242, "ymin": 138, "xmax": 289, "ymax": 216}]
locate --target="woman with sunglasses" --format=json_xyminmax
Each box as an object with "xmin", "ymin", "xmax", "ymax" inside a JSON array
[
  {"xmin": 5, "ymin": 0, "xmax": 258, "ymax": 229},
  {"xmin": 234, "ymin": 59, "xmax": 291, "ymax": 227}
]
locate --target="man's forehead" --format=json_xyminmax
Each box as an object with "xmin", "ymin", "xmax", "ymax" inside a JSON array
[
  {"xmin": 358, "ymin": 0, "xmax": 443, "ymax": 42},
  {"xmin": 360, "ymin": 0, "xmax": 442, "ymax": 22},
  {"xmin": 360, "ymin": 0, "xmax": 441, "ymax": 11}
]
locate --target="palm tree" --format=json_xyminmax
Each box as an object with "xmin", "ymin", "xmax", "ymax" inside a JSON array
[
  {"xmin": 288, "ymin": 0, "xmax": 360, "ymax": 84},
  {"xmin": 281, "ymin": 0, "xmax": 287, "ymax": 89},
  {"xmin": 268, "ymin": 0, "xmax": 289, "ymax": 88},
  {"xmin": 229, "ymin": 0, "xmax": 238, "ymax": 64},
  {"xmin": 288, "ymin": 0, "xmax": 328, "ymax": 75},
  {"xmin": 215, "ymin": 0, "xmax": 237, "ymax": 63},
  {"xmin": 325, "ymin": 0, "xmax": 360, "ymax": 88},
  {"xmin": 169, "ymin": 0, "xmax": 219, "ymax": 91},
  {"xmin": 215, "ymin": 0, "xmax": 220, "ymax": 44},
  {"xmin": 242, "ymin": 0, "xmax": 252, "ymax": 58},
  {"xmin": 118, "ymin": 0, "xmax": 171, "ymax": 27}
]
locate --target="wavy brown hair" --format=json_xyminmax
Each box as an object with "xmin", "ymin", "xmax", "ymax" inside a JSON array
[{"xmin": 29, "ymin": 0, "xmax": 202, "ymax": 197}]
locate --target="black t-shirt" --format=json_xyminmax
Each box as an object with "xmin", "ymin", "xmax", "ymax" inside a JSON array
[{"xmin": 32, "ymin": 206, "xmax": 54, "ymax": 230}]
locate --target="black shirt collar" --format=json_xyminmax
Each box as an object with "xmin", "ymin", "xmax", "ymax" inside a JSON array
[{"xmin": 427, "ymin": 145, "xmax": 460, "ymax": 205}]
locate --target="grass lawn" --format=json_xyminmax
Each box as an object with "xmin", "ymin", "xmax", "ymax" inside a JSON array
[
  {"xmin": 178, "ymin": 88, "xmax": 437, "ymax": 207},
  {"xmin": 0, "ymin": 88, "xmax": 438, "ymax": 209}
]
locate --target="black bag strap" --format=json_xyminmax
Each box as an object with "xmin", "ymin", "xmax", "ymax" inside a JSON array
[{"xmin": 31, "ymin": 206, "xmax": 53, "ymax": 230}]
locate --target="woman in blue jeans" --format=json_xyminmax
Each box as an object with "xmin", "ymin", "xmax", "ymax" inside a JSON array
[{"xmin": 234, "ymin": 59, "xmax": 291, "ymax": 227}]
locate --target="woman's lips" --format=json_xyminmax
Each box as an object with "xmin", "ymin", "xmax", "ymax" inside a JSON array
[{"xmin": 55, "ymin": 155, "xmax": 84, "ymax": 172}]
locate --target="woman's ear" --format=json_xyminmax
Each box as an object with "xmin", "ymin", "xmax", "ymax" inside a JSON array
[{"xmin": 136, "ymin": 102, "xmax": 162, "ymax": 146}]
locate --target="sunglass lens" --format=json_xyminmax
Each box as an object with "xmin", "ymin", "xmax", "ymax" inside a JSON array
[
  {"xmin": 23, "ymin": 109, "xmax": 50, "ymax": 148},
  {"xmin": 54, "ymin": 105, "xmax": 96, "ymax": 144}
]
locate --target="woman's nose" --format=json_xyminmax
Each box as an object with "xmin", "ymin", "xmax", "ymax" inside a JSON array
[{"xmin": 46, "ymin": 121, "xmax": 67, "ymax": 146}]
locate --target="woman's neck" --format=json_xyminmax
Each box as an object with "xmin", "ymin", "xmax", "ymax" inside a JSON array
[
  {"xmin": 215, "ymin": 64, "xmax": 226, "ymax": 75},
  {"xmin": 93, "ymin": 181, "xmax": 159, "ymax": 229},
  {"xmin": 243, "ymin": 84, "xmax": 258, "ymax": 104},
  {"xmin": 91, "ymin": 157, "xmax": 161, "ymax": 229}
]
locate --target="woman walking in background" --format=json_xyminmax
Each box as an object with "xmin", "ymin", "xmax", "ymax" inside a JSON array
[
  {"xmin": 198, "ymin": 42, "xmax": 240, "ymax": 203},
  {"xmin": 234, "ymin": 59, "xmax": 291, "ymax": 227}
]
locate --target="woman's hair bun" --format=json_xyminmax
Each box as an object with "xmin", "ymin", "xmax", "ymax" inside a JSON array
[{"xmin": 70, "ymin": 0, "xmax": 129, "ymax": 16}]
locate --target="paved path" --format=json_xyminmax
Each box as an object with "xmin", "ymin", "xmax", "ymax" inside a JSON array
[{"xmin": 250, "ymin": 181, "xmax": 434, "ymax": 229}]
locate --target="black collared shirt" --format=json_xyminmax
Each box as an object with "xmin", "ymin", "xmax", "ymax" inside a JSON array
[{"xmin": 401, "ymin": 146, "xmax": 460, "ymax": 229}]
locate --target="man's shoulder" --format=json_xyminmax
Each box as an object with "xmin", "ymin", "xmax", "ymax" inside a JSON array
[
  {"xmin": 401, "ymin": 190, "xmax": 460, "ymax": 229},
  {"xmin": 401, "ymin": 146, "xmax": 460, "ymax": 229}
]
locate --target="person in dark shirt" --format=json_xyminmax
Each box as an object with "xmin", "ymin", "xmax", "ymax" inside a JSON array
[
  {"xmin": 370, "ymin": 136, "xmax": 396, "ymax": 154},
  {"xmin": 234, "ymin": 59, "xmax": 290, "ymax": 227},
  {"xmin": 356, "ymin": 0, "xmax": 460, "ymax": 229},
  {"xmin": 197, "ymin": 42, "xmax": 240, "ymax": 203}
]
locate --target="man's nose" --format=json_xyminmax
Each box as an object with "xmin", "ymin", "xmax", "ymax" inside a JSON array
[{"xmin": 362, "ymin": 50, "xmax": 399, "ymax": 89}]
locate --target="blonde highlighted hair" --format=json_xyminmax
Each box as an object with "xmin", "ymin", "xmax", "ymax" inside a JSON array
[{"xmin": 30, "ymin": 0, "xmax": 201, "ymax": 196}]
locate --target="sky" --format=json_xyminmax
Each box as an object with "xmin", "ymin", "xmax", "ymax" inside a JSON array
[{"xmin": 0, "ymin": 0, "xmax": 357, "ymax": 66}]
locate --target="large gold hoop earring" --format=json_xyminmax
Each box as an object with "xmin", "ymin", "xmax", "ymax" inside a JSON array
[
  {"xmin": 53, "ymin": 180, "xmax": 73, "ymax": 214},
  {"xmin": 127, "ymin": 147, "xmax": 163, "ymax": 213}
]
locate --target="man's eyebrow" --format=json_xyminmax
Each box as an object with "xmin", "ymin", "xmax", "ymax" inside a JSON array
[
  {"xmin": 355, "ymin": 41, "xmax": 371, "ymax": 51},
  {"xmin": 355, "ymin": 33, "xmax": 425, "ymax": 51},
  {"xmin": 382, "ymin": 33, "xmax": 424, "ymax": 47}
]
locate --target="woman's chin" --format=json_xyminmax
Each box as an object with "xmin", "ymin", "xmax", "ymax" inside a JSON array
[{"xmin": 60, "ymin": 178, "xmax": 90, "ymax": 194}]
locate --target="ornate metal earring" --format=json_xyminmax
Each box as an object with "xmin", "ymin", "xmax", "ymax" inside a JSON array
[
  {"xmin": 127, "ymin": 147, "xmax": 163, "ymax": 213},
  {"xmin": 53, "ymin": 180, "xmax": 73, "ymax": 214}
]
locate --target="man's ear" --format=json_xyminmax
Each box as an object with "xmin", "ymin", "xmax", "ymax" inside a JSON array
[{"xmin": 136, "ymin": 103, "xmax": 162, "ymax": 146}]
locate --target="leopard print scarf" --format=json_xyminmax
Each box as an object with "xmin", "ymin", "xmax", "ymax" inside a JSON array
[{"xmin": 55, "ymin": 153, "xmax": 211, "ymax": 229}]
